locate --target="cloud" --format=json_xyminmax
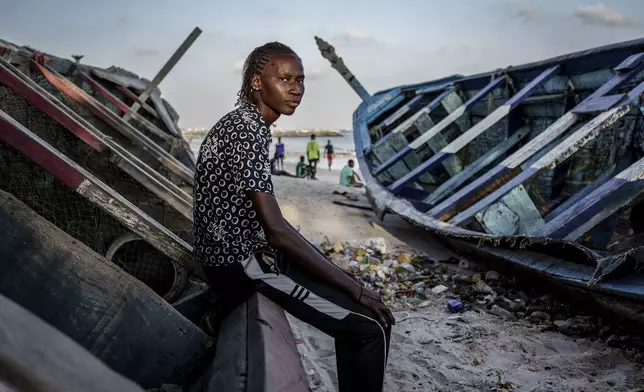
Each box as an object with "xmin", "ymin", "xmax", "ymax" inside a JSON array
[
  {"xmin": 305, "ymin": 67, "xmax": 327, "ymax": 81},
  {"xmin": 333, "ymin": 28, "xmax": 376, "ymax": 46},
  {"xmin": 232, "ymin": 59, "xmax": 326, "ymax": 80},
  {"xmin": 573, "ymin": 4, "xmax": 634, "ymax": 27},
  {"xmin": 506, "ymin": 1, "xmax": 544, "ymax": 23},
  {"xmin": 133, "ymin": 47, "xmax": 160, "ymax": 57},
  {"xmin": 233, "ymin": 60, "xmax": 245, "ymax": 74}
]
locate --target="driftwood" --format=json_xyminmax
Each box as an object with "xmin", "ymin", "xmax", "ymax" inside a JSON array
[
  {"xmin": 0, "ymin": 293, "xmax": 145, "ymax": 392},
  {"xmin": 0, "ymin": 189, "xmax": 212, "ymax": 389}
]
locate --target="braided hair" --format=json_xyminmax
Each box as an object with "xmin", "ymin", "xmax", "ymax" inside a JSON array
[{"xmin": 236, "ymin": 42, "xmax": 300, "ymax": 107}]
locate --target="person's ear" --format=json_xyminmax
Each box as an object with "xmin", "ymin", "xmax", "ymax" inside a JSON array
[{"xmin": 251, "ymin": 74, "xmax": 261, "ymax": 91}]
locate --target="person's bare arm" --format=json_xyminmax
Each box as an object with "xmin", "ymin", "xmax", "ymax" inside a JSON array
[
  {"xmin": 249, "ymin": 191, "xmax": 361, "ymax": 300},
  {"xmin": 248, "ymin": 191, "xmax": 395, "ymax": 327}
]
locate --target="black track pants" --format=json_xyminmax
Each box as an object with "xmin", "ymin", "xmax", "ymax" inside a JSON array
[{"xmin": 205, "ymin": 251, "xmax": 391, "ymax": 392}]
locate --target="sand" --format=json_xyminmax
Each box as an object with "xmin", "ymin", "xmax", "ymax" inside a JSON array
[{"xmin": 271, "ymin": 163, "xmax": 644, "ymax": 392}]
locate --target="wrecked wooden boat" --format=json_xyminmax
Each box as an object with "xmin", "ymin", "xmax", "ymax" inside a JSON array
[
  {"xmin": 316, "ymin": 36, "xmax": 644, "ymax": 324},
  {"xmin": 0, "ymin": 33, "xmax": 309, "ymax": 391}
]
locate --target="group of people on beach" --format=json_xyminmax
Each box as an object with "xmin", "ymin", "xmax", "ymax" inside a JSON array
[
  {"xmin": 193, "ymin": 42, "xmax": 391, "ymax": 391},
  {"xmin": 270, "ymin": 135, "xmax": 363, "ymax": 187}
]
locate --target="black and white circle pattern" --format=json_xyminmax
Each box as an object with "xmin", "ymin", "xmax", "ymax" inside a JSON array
[{"xmin": 193, "ymin": 103, "xmax": 275, "ymax": 267}]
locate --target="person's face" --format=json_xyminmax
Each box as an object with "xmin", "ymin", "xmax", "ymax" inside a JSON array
[
  {"xmin": 349, "ymin": 161, "xmax": 354, "ymax": 168},
  {"xmin": 252, "ymin": 53, "xmax": 304, "ymax": 116}
]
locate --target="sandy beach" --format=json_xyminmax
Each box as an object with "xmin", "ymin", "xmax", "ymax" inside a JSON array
[{"xmin": 270, "ymin": 163, "xmax": 644, "ymax": 392}]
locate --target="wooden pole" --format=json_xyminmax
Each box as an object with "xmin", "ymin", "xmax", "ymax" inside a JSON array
[{"xmin": 123, "ymin": 27, "xmax": 202, "ymax": 121}]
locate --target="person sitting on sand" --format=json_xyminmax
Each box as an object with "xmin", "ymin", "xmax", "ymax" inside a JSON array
[
  {"xmin": 340, "ymin": 159, "xmax": 364, "ymax": 188},
  {"xmin": 270, "ymin": 152, "xmax": 296, "ymax": 177},
  {"xmin": 324, "ymin": 140, "xmax": 334, "ymax": 171},
  {"xmin": 295, "ymin": 155, "xmax": 309, "ymax": 178},
  {"xmin": 193, "ymin": 42, "xmax": 394, "ymax": 392},
  {"xmin": 306, "ymin": 134, "xmax": 320, "ymax": 179}
]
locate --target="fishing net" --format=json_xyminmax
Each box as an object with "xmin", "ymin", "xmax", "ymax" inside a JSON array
[{"xmin": 0, "ymin": 83, "xmax": 188, "ymax": 299}]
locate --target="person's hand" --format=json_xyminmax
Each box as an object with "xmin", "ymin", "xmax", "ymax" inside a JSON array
[{"xmin": 357, "ymin": 286, "xmax": 395, "ymax": 328}]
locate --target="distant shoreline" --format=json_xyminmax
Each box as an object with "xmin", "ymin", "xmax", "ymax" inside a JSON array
[{"xmin": 183, "ymin": 129, "xmax": 348, "ymax": 139}]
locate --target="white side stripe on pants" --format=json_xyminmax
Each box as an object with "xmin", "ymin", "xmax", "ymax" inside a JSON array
[{"xmin": 242, "ymin": 254, "xmax": 389, "ymax": 381}]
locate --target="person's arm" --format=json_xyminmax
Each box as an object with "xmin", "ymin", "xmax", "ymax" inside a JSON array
[
  {"xmin": 353, "ymin": 170, "xmax": 362, "ymax": 182},
  {"xmin": 249, "ymin": 192, "xmax": 360, "ymax": 297},
  {"xmin": 249, "ymin": 193, "xmax": 394, "ymax": 327}
]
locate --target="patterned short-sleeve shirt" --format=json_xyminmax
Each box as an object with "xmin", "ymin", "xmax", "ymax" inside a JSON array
[{"xmin": 193, "ymin": 103, "xmax": 275, "ymax": 267}]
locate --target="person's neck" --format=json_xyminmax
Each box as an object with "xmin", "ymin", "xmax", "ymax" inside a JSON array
[{"xmin": 251, "ymin": 99, "xmax": 280, "ymax": 126}]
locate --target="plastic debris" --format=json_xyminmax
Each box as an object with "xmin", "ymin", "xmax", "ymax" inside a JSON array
[
  {"xmin": 447, "ymin": 299, "xmax": 464, "ymax": 313},
  {"xmin": 430, "ymin": 285, "xmax": 448, "ymax": 295}
]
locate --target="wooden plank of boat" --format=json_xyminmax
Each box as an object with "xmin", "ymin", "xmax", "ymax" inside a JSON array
[
  {"xmin": 389, "ymin": 65, "xmax": 561, "ymax": 192},
  {"xmin": 0, "ymin": 294, "xmax": 146, "ymax": 392},
  {"xmin": 0, "ymin": 108, "xmax": 205, "ymax": 281},
  {"xmin": 365, "ymin": 88, "xmax": 405, "ymax": 125},
  {"xmin": 0, "ymin": 59, "xmax": 193, "ymax": 220},
  {"xmin": 430, "ymin": 52, "xmax": 644, "ymax": 221},
  {"xmin": 414, "ymin": 111, "xmax": 463, "ymax": 176},
  {"xmin": 32, "ymin": 61, "xmax": 195, "ymax": 186},
  {"xmin": 373, "ymin": 76, "xmax": 505, "ymax": 176},
  {"xmin": 424, "ymin": 125, "xmax": 531, "ymax": 205},
  {"xmin": 449, "ymin": 78, "xmax": 644, "ymax": 228},
  {"xmin": 89, "ymin": 67, "xmax": 184, "ymax": 138},
  {"xmin": 534, "ymin": 156, "xmax": 644, "ymax": 241},
  {"xmin": 372, "ymin": 134, "xmax": 438, "ymax": 184},
  {"xmin": 78, "ymin": 71, "xmax": 173, "ymax": 143},
  {"xmin": 0, "ymin": 189, "xmax": 211, "ymax": 388},
  {"xmin": 372, "ymin": 89, "xmax": 453, "ymax": 149},
  {"xmin": 543, "ymin": 166, "xmax": 616, "ymax": 223},
  {"xmin": 112, "ymin": 82, "xmax": 160, "ymax": 118}
]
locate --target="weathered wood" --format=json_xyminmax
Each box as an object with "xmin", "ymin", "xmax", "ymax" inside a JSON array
[
  {"xmin": 449, "ymin": 81, "xmax": 643, "ymax": 226},
  {"xmin": 474, "ymin": 184, "xmax": 545, "ymax": 235},
  {"xmin": 203, "ymin": 294, "xmax": 309, "ymax": 392},
  {"xmin": 0, "ymin": 59, "xmax": 193, "ymax": 218},
  {"xmin": 430, "ymin": 62, "xmax": 644, "ymax": 221},
  {"xmin": 113, "ymin": 83, "xmax": 160, "ymax": 118},
  {"xmin": 110, "ymin": 154, "xmax": 193, "ymax": 220},
  {"xmin": 32, "ymin": 61, "xmax": 195, "ymax": 185},
  {"xmin": 390, "ymin": 66, "xmax": 561, "ymax": 192},
  {"xmin": 424, "ymin": 125, "xmax": 530, "ymax": 205},
  {"xmin": 415, "ymin": 111, "xmax": 462, "ymax": 176},
  {"xmin": 376, "ymin": 94, "xmax": 423, "ymax": 129},
  {"xmin": 315, "ymin": 36, "xmax": 371, "ymax": 102},
  {"xmin": 543, "ymin": 166, "xmax": 616, "ymax": 222},
  {"xmin": 0, "ymin": 109, "xmax": 205, "ymax": 281},
  {"xmin": 373, "ymin": 77, "xmax": 505, "ymax": 175},
  {"xmin": 534, "ymin": 156, "xmax": 644, "ymax": 240},
  {"xmin": 79, "ymin": 71, "xmax": 172, "ymax": 142},
  {"xmin": 371, "ymin": 91, "xmax": 450, "ymax": 149},
  {"xmin": 0, "ymin": 189, "xmax": 212, "ymax": 388},
  {"xmin": 0, "ymin": 294, "xmax": 146, "ymax": 392},
  {"xmin": 123, "ymin": 27, "xmax": 203, "ymax": 121}
]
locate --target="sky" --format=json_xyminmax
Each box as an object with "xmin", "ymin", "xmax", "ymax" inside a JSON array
[{"xmin": 2, "ymin": 1, "xmax": 644, "ymax": 130}]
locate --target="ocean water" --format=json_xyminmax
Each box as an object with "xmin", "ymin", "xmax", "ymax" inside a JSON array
[{"xmin": 190, "ymin": 132, "xmax": 357, "ymax": 165}]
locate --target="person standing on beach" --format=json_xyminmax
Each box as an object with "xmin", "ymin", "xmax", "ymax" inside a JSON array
[
  {"xmin": 193, "ymin": 42, "xmax": 394, "ymax": 392},
  {"xmin": 306, "ymin": 134, "xmax": 320, "ymax": 179},
  {"xmin": 324, "ymin": 139, "xmax": 335, "ymax": 170},
  {"xmin": 275, "ymin": 136, "xmax": 285, "ymax": 171}
]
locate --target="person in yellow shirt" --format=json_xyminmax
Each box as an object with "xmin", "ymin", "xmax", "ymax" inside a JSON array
[{"xmin": 306, "ymin": 134, "xmax": 320, "ymax": 179}]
